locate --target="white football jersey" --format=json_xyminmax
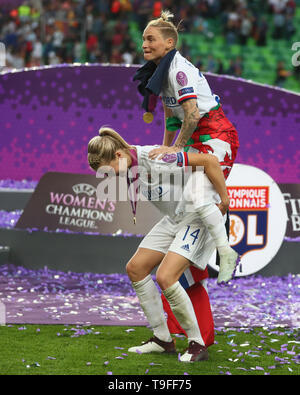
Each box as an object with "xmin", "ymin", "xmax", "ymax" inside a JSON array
[
  {"xmin": 160, "ymin": 51, "xmax": 219, "ymax": 119},
  {"xmin": 129, "ymin": 145, "xmax": 219, "ymax": 222}
]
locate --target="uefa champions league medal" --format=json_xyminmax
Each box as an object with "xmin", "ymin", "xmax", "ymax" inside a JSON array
[{"xmin": 143, "ymin": 112, "xmax": 154, "ymax": 124}]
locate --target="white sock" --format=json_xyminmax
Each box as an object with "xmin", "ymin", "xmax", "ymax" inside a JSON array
[
  {"xmin": 131, "ymin": 275, "xmax": 172, "ymax": 342},
  {"xmin": 163, "ymin": 281, "xmax": 205, "ymax": 346},
  {"xmin": 198, "ymin": 204, "xmax": 231, "ymax": 256}
]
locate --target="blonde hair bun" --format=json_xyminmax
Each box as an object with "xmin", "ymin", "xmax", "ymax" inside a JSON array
[
  {"xmin": 160, "ymin": 10, "xmax": 174, "ymax": 22},
  {"xmin": 146, "ymin": 9, "xmax": 179, "ymax": 47}
]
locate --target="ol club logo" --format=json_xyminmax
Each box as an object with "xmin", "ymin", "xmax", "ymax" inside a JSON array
[
  {"xmin": 209, "ymin": 164, "xmax": 288, "ymax": 276},
  {"xmin": 228, "ymin": 186, "xmax": 269, "ymax": 256}
]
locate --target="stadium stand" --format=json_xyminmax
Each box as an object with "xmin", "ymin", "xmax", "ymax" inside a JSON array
[
  {"xmin": 0, "ymin": 0, "xmax": 299, "ymax": 92},
  {"xmin": 129, "ymin": 0, "xmax": 300, "ymax": 92}
]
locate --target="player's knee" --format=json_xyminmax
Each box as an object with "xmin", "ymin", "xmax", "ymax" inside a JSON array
[
  {"xmin": 126, "ymin": 260, "xmax": 135, "ymax": 279},
  {"xmin": 156, "ymin": 270, "xmax": 172, "ymax": 291},
  {"xmin": 126, "ymin": 259, "xmax": 144, "ymax": 282}
]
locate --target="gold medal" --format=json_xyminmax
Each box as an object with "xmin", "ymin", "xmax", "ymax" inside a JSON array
[
  {"xmin": 143, "ymin": 112, "xmax": 154, "ymax": 124},
  {"xmin": 133, "ymin": 216, "xmax": 136, "ymax": 225}
]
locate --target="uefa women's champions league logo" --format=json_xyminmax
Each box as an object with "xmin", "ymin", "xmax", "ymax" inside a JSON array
[
  {"xmin": 209, "ymin": 164, "xmax": 288, "ymax": 276},
  {"xmin": 72, "ymin": 183, "xmax": 96, "ymax": 196}
]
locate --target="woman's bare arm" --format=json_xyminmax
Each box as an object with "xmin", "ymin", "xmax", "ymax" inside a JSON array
[
  {"xmin": 148, "ymin": 99, "xmax": 200, "ymax": 159},
  {"xmin": 174, "ymin": 99, "xmax": 201, "ymax": 149},
  {"xmin": 162, "ymin": 104, "xmax": 176, "ymax": 147}
]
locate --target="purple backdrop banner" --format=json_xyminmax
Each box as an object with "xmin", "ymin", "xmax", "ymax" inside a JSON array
[{"xmin": 0, "ymin": 64, "xmax": 299, "ymax": 183}]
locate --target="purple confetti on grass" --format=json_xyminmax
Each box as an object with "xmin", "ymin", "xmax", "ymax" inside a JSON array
[{"xmin": 0, "ymin": 262, "xmax": 299, "ymax": 329}]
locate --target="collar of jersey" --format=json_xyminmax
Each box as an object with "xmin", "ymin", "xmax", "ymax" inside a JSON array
[{"xmin": 133, "ymin": 49, "xmax": 177, "ymax": 111}]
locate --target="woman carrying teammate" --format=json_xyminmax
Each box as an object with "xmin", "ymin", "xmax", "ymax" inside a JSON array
[
  {"xmin": 133, "ymin": 11, "xmax": 240, "ymax": 331},
  {"xmin": 87, "ymin": 127, "xmax": 239, "ymax": 362},
  {"xmin": 133, "ymin": 10, "xmax": 239, "ymax": 180}
]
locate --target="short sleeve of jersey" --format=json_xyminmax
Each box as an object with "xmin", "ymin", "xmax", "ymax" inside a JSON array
[
  {"xmin": 169, "ymin": 67, "xmax": 198, "ymax": 105},
  {"xmin": 153, "ymin": 152, "xmax": 189, "ymax": 172},
  {"xmin": 137, "ymin": 146, "xmax": 188, "ymax": 173}
]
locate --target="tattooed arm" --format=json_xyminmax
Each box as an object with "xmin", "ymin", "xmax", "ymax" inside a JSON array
[
  {"xmin": 148, "ymin": 99, "xmax": 201, "ymax": 159},
  {"xmin": 173, "ymin": 99, "xmax": 201, "ymax": 149},
  {"xmin": 162, "ymin": 103, "xmax": 176, "ymax": 147}
]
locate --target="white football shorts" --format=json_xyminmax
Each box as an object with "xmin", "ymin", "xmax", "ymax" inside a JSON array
[{"xmin": 138, "ymin": 214, "xmax": 215, "ymax": 270}]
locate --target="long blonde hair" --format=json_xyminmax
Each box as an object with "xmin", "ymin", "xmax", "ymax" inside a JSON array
[
  {"xmin": 87, "ymin": 126, "xmax": 132, "ymax": 171},
  {"xmin": 145, "ymin": 10, "xmax": 181, "ymax": 47}
]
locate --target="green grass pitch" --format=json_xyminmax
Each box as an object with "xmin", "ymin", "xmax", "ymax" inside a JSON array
[{"xmin": 0, "ymin": 324, "xmax": 299, "ymax": 375}]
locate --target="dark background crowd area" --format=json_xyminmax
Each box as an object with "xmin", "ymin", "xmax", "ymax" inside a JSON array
[{"xmin": 0, "ymin": 0, "xmax": 299, "ymax": 90}]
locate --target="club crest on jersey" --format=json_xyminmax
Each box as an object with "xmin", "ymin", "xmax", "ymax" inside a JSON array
[
  {"xmin": 176, "ymin": 71, "xmax": 188, "ymax": 87},
  {"xmin": 162, "ymin": 153, "xmax": 177, "ymax": 163},
  {"xmin": 228, "ymin": 186, "xmax": 269, "ymax": 256}
]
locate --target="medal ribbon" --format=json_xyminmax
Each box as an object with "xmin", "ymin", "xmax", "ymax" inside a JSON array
[{"xmin": 127, "ymin": 148, "xmax": 139, "ymax": 224}]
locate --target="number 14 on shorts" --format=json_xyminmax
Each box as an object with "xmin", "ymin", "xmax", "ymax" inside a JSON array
[{"xmin": 182, "ymin": 225, "xmax": 201, "ymax": 245}]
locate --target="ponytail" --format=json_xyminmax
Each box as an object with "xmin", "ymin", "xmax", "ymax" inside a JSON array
[{"xmin": 87, "ymin": 126, "xmax": 131, "ymax": 171}]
